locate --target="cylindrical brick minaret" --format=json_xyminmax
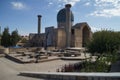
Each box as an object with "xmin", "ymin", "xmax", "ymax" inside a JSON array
[
  {"xmin": 38, "ymin": 15, "xmax": 42, "ymax": 34},
  {"xmin": 65, "ymin": 4, "xmax": 71, "ymax": 48}
]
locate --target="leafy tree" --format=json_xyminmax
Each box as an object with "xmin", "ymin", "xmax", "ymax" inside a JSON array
[
  {"xmin": 83, "ymin": 30, "xmax": 120, "ymax": 72},
  {"xmin": 87, "ymin": 30, "xmax": 120, "ymax": 54},
  {"xmin": 10, "ymin": 29, "xmax": 21, "ymax": 46},
  {"xmin": 0, "ymin": 26, "xmax": 1, "ymax": 45},
  {"xmin": 1, "ymin": 27, "xmax": 11, "ymax": 47},
  {"xmin": 80, "ymin": 30, "xmax": 120, "ymax": 72},
  {"xmin": 1, "ymin": 28, "xmax": 21, "ymax": 47}
]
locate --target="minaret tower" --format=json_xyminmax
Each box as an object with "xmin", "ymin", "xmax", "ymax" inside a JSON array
[
  {"xmin": 38, "ymin": 15, "xmax": 42, "ymax": 34},
  {"xmin": 65, "ymin": 4, "xmax": 72, "ymax": 48}
]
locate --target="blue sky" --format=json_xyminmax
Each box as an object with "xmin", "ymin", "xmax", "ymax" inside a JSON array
[{"xmin": 0, "ymin": 0, "xmax": 120, "ymax": 35}]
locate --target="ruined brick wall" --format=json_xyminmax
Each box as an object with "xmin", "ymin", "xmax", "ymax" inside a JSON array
[
  {"xmin": 74, "ymin": 28, "xmax": 83, "ymax": 47},
  {"xmin": 55, "ymin": 28, "xmax": 66, "ymax": 49},
  {"xmin": 72, "ymin": 22, "xmax": 92, "ymax": 47}
]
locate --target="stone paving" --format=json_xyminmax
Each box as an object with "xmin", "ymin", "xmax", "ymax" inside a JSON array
[
  {"xmin": 0, "ymin": 58, "xmax": 41, "ymax": 80},
  {"xmin": 0, "ymin": 57, "xmax": 80, "ymax": 80}
]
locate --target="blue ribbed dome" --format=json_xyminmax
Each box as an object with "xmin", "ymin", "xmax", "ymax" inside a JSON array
[{"xmin": 57, "ymin": 8, "xmax": 74, "ymax": 23}]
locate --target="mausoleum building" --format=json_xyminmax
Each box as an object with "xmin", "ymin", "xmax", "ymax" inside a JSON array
[{"xmin": 29, "ymin": 4, "xmax": 92, "ymax": 49}]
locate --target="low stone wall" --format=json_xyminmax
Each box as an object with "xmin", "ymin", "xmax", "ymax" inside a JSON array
[
  {"xmin": 20, "ymin": 72, "xmax": 88, "ymax": 80},
  {"xmin": 5, "ymin": 54, "xmax": 28, "ymax": 63},
  {"xmin": 0, "ymin": 54, "xmax": 5, "ymax": 57},
  {"xmin": 9, "ymin": 47, "xmax": 43, "ymax": 53},
  {"xmin": 19, "ymin": 72, "xmax": 120, "ymax": 80},
  {"xmin": 0, "ymin": 48, "xmax": 9, "ymax": 54},
  {"xmin": 5, "ymin": 54, "xmax": 23, "ymax": 63},
  {"xmin": 9, "ymin": 47, "xmax": 56, "ymax": 53},
  {"xmin": 46, "ymin": 47, "xmax": 56, "ymax": 51},
  {"xmin": 9, "ymin": 48, "xmax": 27, "ymax": 53},
  {"xmin": 37, "ymin": 57, "xmax": 60, "ymax": 63}
]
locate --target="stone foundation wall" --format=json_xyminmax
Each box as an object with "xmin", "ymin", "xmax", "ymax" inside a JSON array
[{"xmin": 9, "ymin": 47, "xmax": 43, "ymax": 53}]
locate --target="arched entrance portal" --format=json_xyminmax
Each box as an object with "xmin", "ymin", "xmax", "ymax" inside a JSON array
[{"xmin": 82, "ymin": 26, "xmax": 90, "ymax": 47}]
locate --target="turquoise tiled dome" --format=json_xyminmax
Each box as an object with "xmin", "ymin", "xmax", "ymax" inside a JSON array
[{"xmin": 57, "ymin": 8, "xmax": 74, "ymax": 23}]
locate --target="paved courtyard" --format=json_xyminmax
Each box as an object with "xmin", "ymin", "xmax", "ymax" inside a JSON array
[{"xmin": 0, "ymin": 57, "xmax": 80, "ymax": 80}]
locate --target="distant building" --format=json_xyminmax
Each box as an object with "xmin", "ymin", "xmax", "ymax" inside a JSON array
[{"xmin": 29, "ymin": 4, "xmax": 92, "ymax": 49}]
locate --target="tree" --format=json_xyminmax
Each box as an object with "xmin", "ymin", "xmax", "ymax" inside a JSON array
[
  {"xmin": 87, "ymin": 30, "xmax": 120, "ymax": 54},
  {"xmin": 1, "ymin": 27, "xmax": 11, "ymax": 47},
  {"xmin": 0, "ymin": 26, "xmax": 1, "ymax": 45},
  {"xmin": 1, "ymin": 28, "xmax": 21, "ymax": 47},
  {"xmin": 10, "ymin": 29, "xmax": 21, "ymax": 46},
  {"xmin": 80, "ymin": 30, "xmax": 120, "ymax": 72}
]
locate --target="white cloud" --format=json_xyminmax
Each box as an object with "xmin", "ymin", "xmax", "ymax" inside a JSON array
[
  {"xmin": 47, "ymin": 0, "xmax": 80, "ymax": 12},
  {"xmin": 47, "ymin": 0, "xmax": 80, "ymax": 9},
  {"xmin": 84, "ymin": 2, "xmax": 90, "ymax": 6},
  {"xmin": 90, "ymin": 0, "xmax": 120, "ymax": 17},
  {"xmin": 58, "ymin": 4, "xmax": 62, "ymax": 7},
  {"xmin": 90, "ymin": 8, "xmax": 120, "ymax": 17},
  {"xmin": 91, "ymin": 27, "xmax": 101, "ymax": 32},
  {"xmin": 11, "ymin": 2, "xmax": 26, "ymax": 10},
  {"xmin": 58, "ymin": 0, "xmax": 80, "ymax": 6},
  {"xmin": 48, "ymin": 2, "xmax": 53, "ymax": 6},
  {"xmin": 49, "ymin": 2, "xmax": 53, "ymax": 5}
]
